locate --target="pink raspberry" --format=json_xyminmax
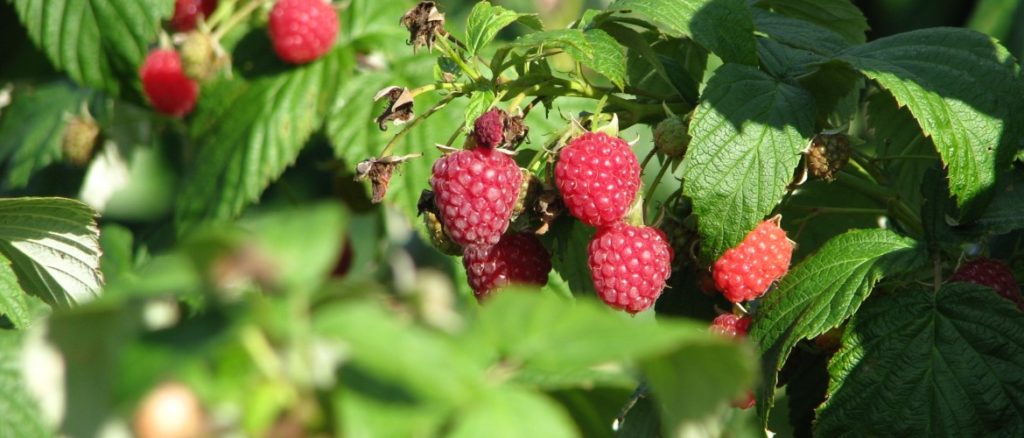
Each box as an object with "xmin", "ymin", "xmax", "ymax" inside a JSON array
[
  {"xmin": 555, "ymin": 132, "xmax": 640, "ymax": 227},
  {"xmin": 950, "ymin": 257, "xmax": 1023, "ymax": 310},
  {"xmin": 140, "ymin": 49, "xmax": 199, "ymax": 117},
  {"xmin": 268, "ymin": 0, "xmax": 339, "ymax": 64},
  {"xmin": 171, "ymin": 0, "xmax": 218, "ymax": 32},
  {"xmin": 430, "ymin": 148, "xmax": 522, "ymax": 247},
  {"xmin": 588, "ymin": 223, "xmax": 673, "ymax": 313},
  {"xmin": 713, "ymin": 218, "xmax": 793, "ymax": 303},
  {"xmin": 473, "ymin": 108, "xmax": 505, "ymax": 149},
  {"xmin": 710, "ymin": 314, "xmax": 751, "ymax": 338},
  {"xmin": 463, "ymin": 233, "xmax": 551, "ymax": 299}
]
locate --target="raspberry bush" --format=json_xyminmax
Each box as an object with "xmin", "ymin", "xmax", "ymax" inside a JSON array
[{"xmin": 1, "ymin": 0, "xmax": 1023, "ymax": 436}]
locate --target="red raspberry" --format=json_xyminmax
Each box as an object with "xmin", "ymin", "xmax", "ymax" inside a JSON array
[
  {"xmin": 140, "ymin": 49, "xmax": 199, "ymax": 117},
  {"xmin": 463, "ymin": 233, "xmax": 551, "ymax": 299},
  {"xmin": 950, "ymin": 258, "xmax": 1023, "ymax": 310},
  {"xmin": 268, "ymin": 0, "xmax": 339, "ymax": 64},
  {"xmin": 171, "ymin": 0, "xmax": 218, "ymax": 32},
  {"xmin": 713, "ymin": 218, "xmax": 793, "ymax": 303},
  {"xmin": 710, "ymin": 314, "xmax": 751, "ymax": 338},
  {"xmin": 555, "ymin": 132, "xmax": 640, "ymax": 227},
  {"xmin": 430, "ymin": 148, "xmax": 522, "ymax": 247},
  {"xmin": 733, "ymin": 391, "xmax": 756, "ymax": 410},
  {"xmin": 588, "ymin": 224, "xmax": 673, "ymax": 313},
  {"xmin": 473, "ymin": 108, "xmax": 504, "ymax": 149}
]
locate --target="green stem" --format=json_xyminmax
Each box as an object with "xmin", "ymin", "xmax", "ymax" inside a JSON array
[
  {"xmin": 642, "ymin": 161, "xmax": 671, "ymax": 213},
  {"xmin": 639, "ymin": 149, "xmax": 657, "ymax": 172},
  {"xmin": 434, "ymin": 31, "xmax": 480, "ymax": 82},
  {"xmin": 212, "ymin": 0, "xmax": 270, "ymax": 40},
  {"xmin": 380, "ymin": 94, "xmax": 457, "ymax": 157},
  {"xmin": 835, "ymin": 171, "xmax": 924, "ymax": 237}
]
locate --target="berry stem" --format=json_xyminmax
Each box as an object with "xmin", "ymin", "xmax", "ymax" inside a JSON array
[
  {"xmin": 433, "ymin": 31, "xmax": 480, "ymax": 82},
  {"xmin": 380, "ymin": 94, "xmax": 457, "ymax": 157},
  {"xmin": 639, "ymin": 148, "xmax": 657, "ymax": 171},
  {"xmin": 212, "ymin": 0, "xmax": 272, "ymax": 41}
]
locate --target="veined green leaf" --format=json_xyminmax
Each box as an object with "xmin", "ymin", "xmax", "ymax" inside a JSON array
[
  {"xmin": 681, "ymin": 64, "xmax": 815, "ymax": 260},
  {"xmin": 752, "ymin": 0, "xmax": 868, "ymax": 44},
  {"xmin": 749, "ymin": 228, "xmax": 927, "ymax": 424},
  {"xmin": 608, "ymin": 0, "xmax": 756, "ymax": 65},
  {"xmin": 0, "ymin": 255, "xmax": 30, "ymax": 328},
  {"xmin": 838, "ymin": 28, "xmax": 1024, "ymax": 221},
  {"xmin": 11, "ymin": 0, "xmax": 172, "ymax": 94},
  {"xmin": 0, "ymin": 197, "xmax": 103, "ymax": 308},
  {"xmin": 465, "ymin": 1, "xmax": 529, "ymax": 56},
  {"xmin": 816, "ymin": 283, "xmax": 1024, "ymax": 435}
]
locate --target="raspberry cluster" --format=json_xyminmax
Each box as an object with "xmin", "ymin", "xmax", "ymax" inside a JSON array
[
  {"xmin": 712, "ymin": 218, "xmax": 794, "ymax": 303},
  {"xmin": 588, "ymin": 224, "xmax": 673, "ymax": 313}
]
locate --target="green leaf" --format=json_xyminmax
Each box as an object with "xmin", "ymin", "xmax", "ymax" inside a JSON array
[
  {"xmin": 0, "ymin": 254, "xmax": 31, "ymax": 328},
  {"xmin": 176, "ymin": 50, "xmax": 347, "ymax": 229},
  {"xmin": 837, "ymin": 28, "xmax": 1024, "ymax": 221},
  {"xmin": 508, "ymin": 29, "xmax": 592, "ymax": 56},
  {"xmin": 465, "ymin": 1, "xmax": 526, "ymax": 56},
  {"xmin": 582, "ymin": 29, "xmax": 627, "ymax": 89},
  {"xmin": 11, "ymin": 0, "xmax": 172, "ymax": 94},
  {"xmin": 752, "ymin": 0, "xmax": 868, "ymax": 44},
  {"xmin": 544, "ymin": 219, "xmax": 596, "ymax": 297},
  {"xmin": 0, "ymin": 81, "xmax": 93, "ymax": 189},
  {"xmin": 450, "ymin": 387, "xmax": 577, "ymax": 438},
  {"xmin": 464, "ymin": 90, "xmax": 496, "ymax": 132},
  {"xmin": 681, "ymin": 64, "xmax": 815, "ymax": 260},
  {"xmin": 866, "ymin": 89, "xmax": 941, "ymax": 214},
  {"xmin": 0, "ymin": 197, "xmax": 103, "ymax": 308},
  {"xmin": 0, "ymin": 331, "xmax": 52, "ymax": 437},
  {"xmin": 816, "ymin": 283, "xmax": 1024, "ymax": 435},
  {"xmin": 753, "ymin": 8, "xmax": 852, "ymax": 56},
  {"xmin": 98, "ymin": 224, "xmax": 134, "ymax": 284},
  {"xmin": 607, "ymin": 0, "xmax": 756, "ymax": 65},
  {"xmin": 960, "ymin": 172, "xmax": 1024, "ymax": 236},
  {"xmin": 749, "ymin": 229, "xmax": 927, "ymax": 425}
]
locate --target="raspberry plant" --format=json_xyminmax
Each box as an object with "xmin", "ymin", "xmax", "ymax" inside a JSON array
[{"xmin": 1, "ymin": 0, "xmax": 1023, "ymax": 436}]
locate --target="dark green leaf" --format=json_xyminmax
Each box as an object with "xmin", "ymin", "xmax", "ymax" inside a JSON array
[
  {"xmin": 750, "ymin": 229, "xmax": 927, "ymax": 425},
  {"xmin": 816, "ymin": 284, "xmax": 1024, "ymax": 436},
  {"xmin": 607, "ymin": 0, "xmax": 756, "ymax": 65},
  {"xmin": 681, "ymin": 64, "xmax": 816, "ymax": 260},
  {"xmin": 11, "ymin": 0, "xmax": 172, "ymax": 94},
  {"xmin": 753, "ymin": 0, "xmax": 868, "ymax": 43},
  {"xmin": 544, "ymin": 219, "xmax": 597, "ymax": 297},
  {"xmin": 866, "ymin": 85, "xmax": 941, "ymax": 213}
]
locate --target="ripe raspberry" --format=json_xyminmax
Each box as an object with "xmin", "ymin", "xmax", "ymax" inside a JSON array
[
  {"xmin": 588, "ymin": 224, "xmax": 673, "ymax": 313},
  {"xmin": 171, "ymin": 0, "xmax": 218, "ymax": 32},
  {"xmin": 806, "ymin": 133, "xmax": 851, "ymax": 182},
  {"xmin": 268, "ymin": 0, "xmax": 339, "ymax": 64},
  {"xmin": 555, "ymin": 132, "xmax": 640, "ymax": 227},
  {"xmin": 463, "ymin": 233, "xmax": 551, "ymax": 298},
  {"xmin": 140, "ymin": 49, "xmax": 199, "ymax": 117},
  {"xmin": 653, "ymin": 117, "xmax": 690, "ymax": 157},
  {"xmin": 710, "ymin": 314, "xmax": 751, "ymax": 338},
  {"xmin": 430, "ymin": 148, "xmax": 522, "ymax": 247},
  {"xmin": 950, "ymin": 257, "xmax": 1023, "ymax": 310},
  {"xmin": 473, "ymin": 108, "xmax": 505, "ymax": 149},
  {"xmin": 713, "ymin": 218, "xmax": 794, "ymax": 303}
]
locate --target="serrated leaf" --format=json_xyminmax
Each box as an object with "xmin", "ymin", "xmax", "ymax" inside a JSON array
[
  {"xmin": 865, "ymin": 91, "xmax": 940, "ymax": 213},
  {"xmin": 753, "ymin": 8, "xmax": 852, "ymax": 56},
  {"xmin": 752, "ymin": 0, "xmax": 868, "ymax": 44},
  {"xmin": 959, "ymin": 172, "xmax": 1024, "ymax": 236},
  {"xmin": 0, "ymin": 255, "xmax": 31, "ymax": 328},
  {"xmin": 0, "ymin": 81, "xmax": 93, "ymax": 189},
  {"xmin": 11, "ymin": 0, "xmax": 171, "ymax": 94},
  {"xmin": 465, "ymin": 1, "xmax": 524, "ymax": 56},
  {"xmin": 837, "ymin": 28, "xmax": 1024, "ymax": 221},
  {"xmin": 816, "ymin": 283, "xmax": 1024, "ymax": 435},
  {"xmin": 582, "ymin": 29, "xmax": 626, "ymax": 89},
  {"xmin": 681, "ymin": 64, "xmax": 815, "ymax": 260},
  {"xmin": 608, "ymin": 0, "xmax": 756, "ymax": 65},
  {"xmin": 464, "ymin": 90, "xmax": 496, "ymax": 132},
  {"xmin": 749, "ymin": 229, "xmax": 927, "ymax": 425},
  {"xmin": 175, "ymin": 49, "xmax": 347, "ymax": 229},
  {"xmin": 0, "ymin": 197, "xmax": 103, "ymax": 308},
  {"xmin": 0, "ymin": 331, "xmax": 51, "ymax": 437},
  {"xmin": 508, "ymin": 29, "xmax": 592, "ymax": 56}
]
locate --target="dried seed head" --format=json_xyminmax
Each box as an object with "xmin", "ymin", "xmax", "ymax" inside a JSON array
[
  {"xmin": 355, "ymin": 154, "xmax": 420, "ymax": 203},
  {"xmin": 400, "ymin": 1, "xmax": 446, "ymax": 53},
  {"xmin": 806, "ymin": 133, "xmax": 851, "ymax": 181},
  {"xmin": 374, "ymin": 86, "xmax": 415, "ymax": 130}
]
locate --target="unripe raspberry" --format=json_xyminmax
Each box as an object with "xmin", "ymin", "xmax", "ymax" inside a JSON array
[
  {"xmin": 61, "ymin": 114, "xmax": 100, "ymax": 167},
  {"xmin": 424, "ymin": 210, "xmax": 462, "ymax": 256},
  {"xmin": 713, "ymin": 218, "xmax": 794, "ymax": 303},
  {"xmin": 430, "ymin": 148, "xmax": 522, "ymax": 247},
  {"xmin": 588, "ymin": 223, "xmax": 673, "ymax": 313},
  {"xmin": 180, "ymin": 31, "xmax": 220, "ymax": 81},
  {"xmin": 139, "ymin": 49, "xmax": 199, "ymax": 117},
  {"xmin": 555, "ymin": 132, "xmax": 641, "ymax": 227},
  {"xmin": 710, "ymin": 314, "xmax": 751, "ymax": 338},
  {"xmin": 268, "ymin": 0, "xmax": 339, "ymax": 64},
  {"xmin": 806, "ymin": 133, "xmax": 851, "ymax": 181},
  {"xmin": 171, "ymin": 0, "xmax": 218, "ymax": 32},
  {"xmin": 653, "ymin": 117, "xmax": 690, "ymax": 157},
  {"xmin": 950, "ymin": 257, "xmax": 1023, "ymax": 310},
  {"xmin": 473, "ymin": 108, "xmax": 505, "ymax": 149},
  {"xmin": 463, "ymin": 233, "xmax": 551, "ymax": 299}
]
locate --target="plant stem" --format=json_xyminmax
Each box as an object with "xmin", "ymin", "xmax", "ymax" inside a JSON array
[
  {"xmin": 380, "ymin": 94, "xmax": 457, "ymax": 157},
  {"xmin": 433, "ymin": 31, "xmax": 480, "ymax": 82},
  {"xmin": 835, "ymin": 171, "xmax": 924, "ymax": 237},
  {"xmin": 642, "ymin": 161, "xmax": 671, "ymax": 213},
  {"xmin": 212, "ymin": 0, "xmax": 270, "ymax": 40}
]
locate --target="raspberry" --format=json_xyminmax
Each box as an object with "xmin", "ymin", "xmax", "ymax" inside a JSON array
[
  {"xmin": 473, "ymin": 108, "xmax": 505, "ymax": 149},
  {"xmin": 140, "ymin": 49, "xmax": 199, "ymax": 117},
  {"xmin": 268, "ymin": 0, "xmax": 339, "ymax": 64},
  {"xmin": 463, "ymin": 233, "xmax": 551, "ymax": 298},
  {"xmin": 733, "ymin": 391, "xmax": 756, "ymax": 410},
  {"xmin": 555, "ymin": 132, "xmax": 641, "ymax": 227},
  {"xmin": 653, "ymin": 117, "xmax": 690, "ymax": 157},
  {"xmin": 713, "ymin": 218, "xmax": 794, "ymax": 303},
  {"xmin": 430, "ymin": 148, "xmax": 522, "ymax": 247},
  {"xmin": 180, "ymin": 31, "xmax": 221, "ymax": 81},
  {"xmin": 806, "ymin": 133, "xmax": 851, "ymax": 182},
  {"xmin": 950, "ymin": 258, "xmax": 1023, "ymax": 310},
  {"xmin": 171, "ymin": 0, "xmax": 218, "ymax": 32},
  {"xmin": 710, "ymin": 314, "xmax": 751, "ymax": 338},
  {"xmin": 588, "ymin": 223, "xmax": 673, "ymax": 313}
]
